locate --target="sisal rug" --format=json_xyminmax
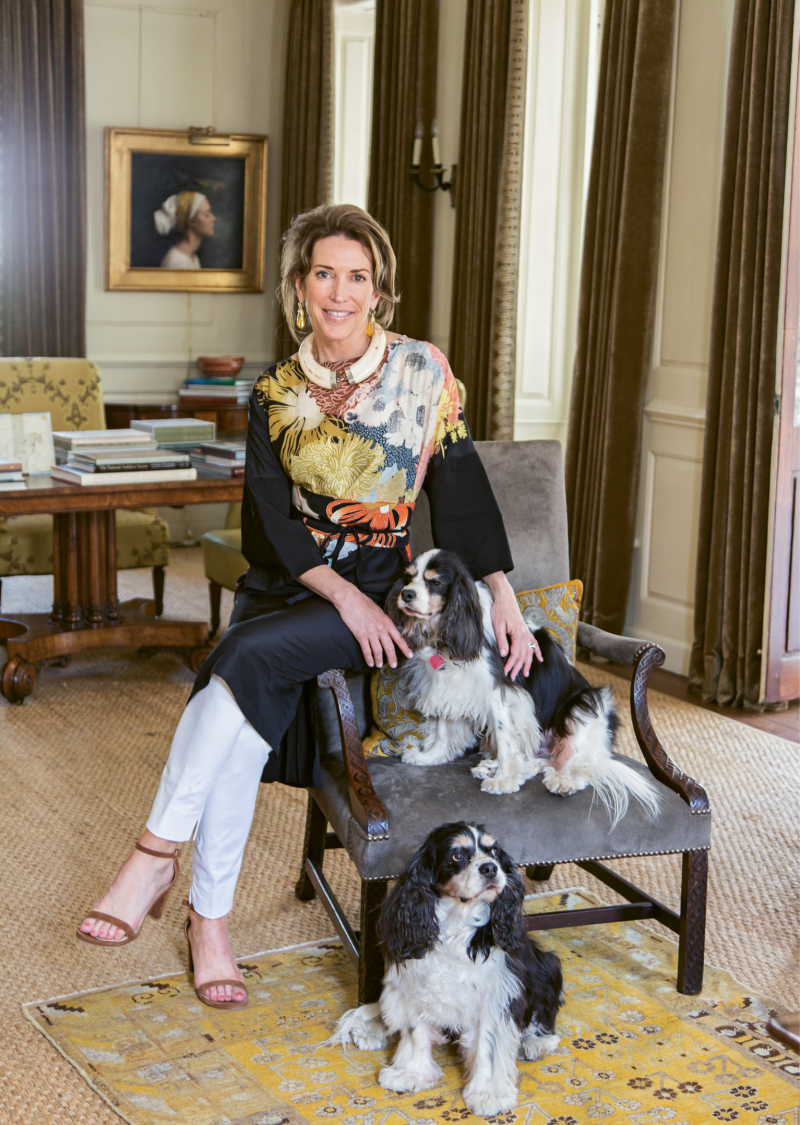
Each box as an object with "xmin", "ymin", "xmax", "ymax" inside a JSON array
[
  {"xmin": 22, "ymin": 889, "xmax": 800, "ymax": 1125},
  {"xmin": 1, "ymin": 547, "xmax": 798, "ymax": 1125}
]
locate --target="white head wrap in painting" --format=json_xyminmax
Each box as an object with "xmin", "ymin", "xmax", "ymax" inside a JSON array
[{"xmin": 153, "ymin": 191, "xmax": 207, "ymax": 236}]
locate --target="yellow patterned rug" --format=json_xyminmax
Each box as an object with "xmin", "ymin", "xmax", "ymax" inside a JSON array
[{"xmin": 22, "ymin": 890, "xmax": 799, "ymax": 1125}]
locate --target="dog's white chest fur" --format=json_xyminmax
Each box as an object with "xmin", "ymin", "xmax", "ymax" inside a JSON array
[{"xmin": 381, "ymin": 900, "xmax": 520, "ymax": 1033}]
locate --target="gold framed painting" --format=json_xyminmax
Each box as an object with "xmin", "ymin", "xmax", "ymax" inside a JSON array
[{"xmin": 105, "ymin": 127, "xmax": 268, "ymax": 292}]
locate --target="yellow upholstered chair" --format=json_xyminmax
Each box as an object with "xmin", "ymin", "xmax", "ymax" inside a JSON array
[
  {"xmin": 0, "ymin": 358, "xmax": 170, "ymax": 613},
  {"xmin": 198, "ymin": 379, "xmax": 468, "ymax": 634}
]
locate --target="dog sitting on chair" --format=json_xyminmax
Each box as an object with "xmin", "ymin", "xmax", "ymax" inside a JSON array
[
  {"xmin": 332, "ymin": 822, "xmax": 563, "ymax": 1117},
  {"xmin": 383, "ymin": 549, "xmax": 658, "ymax": 825}
]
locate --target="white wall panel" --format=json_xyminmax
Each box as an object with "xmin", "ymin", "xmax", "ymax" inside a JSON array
[{"xmin": 84, "ymin": 0, "xmax": 290, "ymax": 403}]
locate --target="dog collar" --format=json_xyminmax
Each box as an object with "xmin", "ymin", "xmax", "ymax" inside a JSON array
[{"xmin": 429, "ymin": 653, "xmax": 446, "ymax": 671}]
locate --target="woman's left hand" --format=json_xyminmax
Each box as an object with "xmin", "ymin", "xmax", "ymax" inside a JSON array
[{"xmin": 484, "ymin": 572, "xmax": 543, "ymax": 679}]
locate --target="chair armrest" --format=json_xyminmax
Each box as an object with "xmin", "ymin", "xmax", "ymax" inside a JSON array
[
  {"xmin": 629, "ymin": 645, "xmax": 710, "ymax": 814},
  {"xmin": 577, "ymin": 621, "xmax": 652, "ymax": 665},
  {"xmin": 317, "ymin": 669, "xmax": 389, "ymax": 839},
  {"xmin": 577, "ymin": 624, "xmax": 709, "ymax": 813}
]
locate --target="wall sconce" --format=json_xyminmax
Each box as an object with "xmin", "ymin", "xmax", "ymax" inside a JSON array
[{"xmin": 409, "ymin": 120, "xmax": 457, "ymax": 208}]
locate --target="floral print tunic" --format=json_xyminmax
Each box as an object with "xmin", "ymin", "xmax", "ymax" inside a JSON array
[{"xmin": 240, "ymin": 337, "xmax": 512, "ymax": 594}]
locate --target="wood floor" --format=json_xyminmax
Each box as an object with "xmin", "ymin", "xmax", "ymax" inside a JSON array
[{"xmin": 593, "ymin": 660, "xmax": 800, "ymax": 744}]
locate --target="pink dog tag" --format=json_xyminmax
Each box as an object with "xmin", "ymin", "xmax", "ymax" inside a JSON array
[{"xmin": 429, "ymin": 653, "xmax": 446, "ymax": 671}]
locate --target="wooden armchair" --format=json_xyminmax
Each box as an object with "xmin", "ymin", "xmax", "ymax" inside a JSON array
[
  {"xmin": 292, "ymin": 441, "xmax": 711, "ymax": 1004},
  {"xmin": 0, "ymin": 359, "xmax": 169, "ymax": 613}
]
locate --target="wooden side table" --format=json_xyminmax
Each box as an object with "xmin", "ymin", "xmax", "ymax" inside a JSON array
[{"xmin": 0, "ymin": 475, "xmax": 243, "ymax": 703}]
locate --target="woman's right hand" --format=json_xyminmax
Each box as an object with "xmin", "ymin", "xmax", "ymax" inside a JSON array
[{"xmin": 334, "ymin": 583, "xmax": 413, "ymax": 669}]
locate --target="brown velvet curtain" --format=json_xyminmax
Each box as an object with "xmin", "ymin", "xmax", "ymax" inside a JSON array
[
  {"xmin": 368, "ymin": 0, "xmax": 437, "ymax": 342},
  {"xmin": 449, "ymin": 0, "xmax": 527, "ymax": 441},
  {"xmin": 0, "ymin": 0, "xmax": 86, "ymax": 357},
  {"xmin": 689, "ymin": 0, "xmax": 796, "ymax": 708},
  {"xmin": 276, "ymin": 0, "xmax": 334, "ymax": 360},
  {"xmin": 565, "ymin": 0, "xmax": 677, "ymax": 634}
]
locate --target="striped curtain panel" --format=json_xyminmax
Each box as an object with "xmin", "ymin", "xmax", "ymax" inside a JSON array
[
  {"xmin": 0, "ymin": 0, "xmax": 86, "ymax": 357},
  {"xmin": 276, "ymin": 0, "xmax": 334, "ymax": 361},
  {"xmin": 448, "ymin": 0, "xmax": 528, "ymax": 441}
]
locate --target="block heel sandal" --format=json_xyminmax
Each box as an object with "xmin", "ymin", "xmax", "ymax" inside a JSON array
[
  {"xmin": 76, "ymin": 842, "xmax": 181, "ymax": 947},
  {"xmin": 184, "ymin": 904, "xmax": 249, "ymax": 1011}
]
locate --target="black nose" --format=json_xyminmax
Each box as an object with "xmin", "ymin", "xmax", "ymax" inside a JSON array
[
  {"xmin": 479, "ymin": 862, "xmax": 497, "ymax": 878},
  {"xmin": 401, "ymin": 588, "xmax": 416, "ymax": 602}
]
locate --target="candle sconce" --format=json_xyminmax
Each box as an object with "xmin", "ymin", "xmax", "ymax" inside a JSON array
[
  {"xmin": 409, "ymin": 164, "xmax": 457, "ymax": 207},
  {"xmin": 409, "ymin": 119, "xmax": 457, "ymax": 207}
]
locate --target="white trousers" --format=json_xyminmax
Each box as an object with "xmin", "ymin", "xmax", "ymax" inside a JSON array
[{"xmin": 147, "ymin": 675, "xmax": 271, "ymax": 918}]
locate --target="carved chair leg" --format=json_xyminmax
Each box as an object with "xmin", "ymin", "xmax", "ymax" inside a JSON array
[
  {"xmin": 209, "ymin": 580, "xmax": 222, "ymax": 635},
  {"xmin": 295, "ymin": 797, "xmax": 327, "ymax": 901},
  {"xmin": 677, "ymin": 849, "xmax": 708, "ymax": 995},
  {"xmin": 152, "ymin": 565, "xmax": 165, "ymax": 617},
  {"xmin": 526, "ymin": 863, "xmax": 555, "ymax": 882},
  {"xmin": 358, "ymin": 879, "xmax": 387, "ymax": 1005}
]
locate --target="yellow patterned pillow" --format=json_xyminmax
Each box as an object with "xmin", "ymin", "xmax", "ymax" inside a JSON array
[{"xmin": 362, "ymin": 579, "xmax": 583, "ymax": 757}]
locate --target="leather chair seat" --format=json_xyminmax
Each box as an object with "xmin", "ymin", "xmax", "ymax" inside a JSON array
[
  {"xmin": 312, "ymin": 673, "xmax": 712, "ymax": 882},
  {"xmin": 201, "ymin": 528, "xmax": 246, "ymax": 592}
]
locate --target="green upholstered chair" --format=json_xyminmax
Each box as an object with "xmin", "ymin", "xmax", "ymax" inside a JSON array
[
  {"xmin": 201, "ymin": 502, "xmax": 245, "ymax": 634},
  {"xmin": 0, "ymin": 359, "xmax": 170, "ymax": 614}
]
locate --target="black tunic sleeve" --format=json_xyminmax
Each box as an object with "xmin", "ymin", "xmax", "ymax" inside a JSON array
[
  {"xmin": 422, "ymin": 385, "xmax": 513, "ymax": 579},
  {"xmin": 240, "ymin": 375, "xmax": 324, "ymax": 586}
]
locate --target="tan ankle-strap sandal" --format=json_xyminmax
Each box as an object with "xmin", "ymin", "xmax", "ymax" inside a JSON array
[
  {"xmin": 184, "ymin": 905, "xmax": 249, "ymax": 1011},
  {"xmin": 76, "ymin": 841, "xmax": 181, "ymax": 947}
]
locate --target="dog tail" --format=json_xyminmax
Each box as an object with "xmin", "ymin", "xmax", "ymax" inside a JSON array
[{"xmin": 553, "ymin": 685, "xmax": 660, "ymax": 828}]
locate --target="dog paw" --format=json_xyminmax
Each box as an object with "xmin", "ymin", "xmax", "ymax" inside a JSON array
[
  {"xmin": 471, "ymin": 758, "xmax": 497, "ymax": 779},
  {"xmin": 520, "ymin": 1032, "xmax": 559, "ymax": 1061},
  {"xmin": 463, "ymin": 1084, "xmax": 518, "ymax": 1117},
  {"xmin": 351, "ymin": 1024, "xmax": 389, "ymax": 1051},
  {"xmin": 480, "ymin": 773, "xmax": 523, "ymax": 795},
  {"xmin": 542, "ymin": 769, "xmax": 588, "ymax": 796},
  {"xmin": 379, "ymin": 1063, "xmax": 442, "ymax": 1094}
]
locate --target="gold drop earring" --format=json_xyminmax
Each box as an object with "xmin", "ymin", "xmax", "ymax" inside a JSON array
[
  {"xmin": 366, "ymin": 310, "xmax": 376, "ymax": 337},
  {"xmin": 296, "ymin": 302, "xmax": 306, "ymax": 331}
]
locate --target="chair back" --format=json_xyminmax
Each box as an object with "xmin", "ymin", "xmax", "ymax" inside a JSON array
[
  {"xmin": 410, "ymin": 439, "xmax": 570, "ymax": 593},
  {"xmin": 0, "ymin": 358, "xmax": 105, "ymax": 430}
]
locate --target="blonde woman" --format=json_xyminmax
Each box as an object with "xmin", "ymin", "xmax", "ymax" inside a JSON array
[
  {"xmin": 155, "ymin": 190, "xmax": 216, "ymax": 268},
  {"xmin": 77, "ymin": 204, "xmax": 540, "ymax": 1009}
]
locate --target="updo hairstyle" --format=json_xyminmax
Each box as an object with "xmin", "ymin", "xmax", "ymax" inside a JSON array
[{"xmin": 279, "ymin": 203, "xmax": 399, "ymax": 344}]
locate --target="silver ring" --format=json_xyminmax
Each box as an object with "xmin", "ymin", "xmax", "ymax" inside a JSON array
[{"xmin": 527, "ymin": 641, "xmax": 536, "ymax": 649}]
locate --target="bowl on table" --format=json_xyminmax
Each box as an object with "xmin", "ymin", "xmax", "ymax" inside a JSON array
[{"xmin": 198, "ymin": 356, "xmax": 245, "ymax": 376}]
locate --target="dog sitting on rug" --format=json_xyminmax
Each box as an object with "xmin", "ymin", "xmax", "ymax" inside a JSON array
[
  {"xmin": 383, "ymin": 548, "xmax": 659, "ymax": 825},
  {"xmin": 331, "ymin": 822, "xmax": 563, "ymax": 1117}
]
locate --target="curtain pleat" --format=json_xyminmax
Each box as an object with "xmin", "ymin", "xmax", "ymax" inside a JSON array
[
  {"xmin": 276, "ymin": 0, "xmax": 334, "ymax": 360},
  {"xmin": 449, "ymin": 0, "xmax": 528, "ymax": 441},
  {"xmin": 565, "ymin": 0, "xmax": 677, "ymax": 634},
  {"xmin": 689, "ymin": 0, "xmax": 796, "ymax": 708},
  {"xmin": 0, "ymin": 0, "xmax": 86, "ymax": 357},
  {"xmin": 367, "ymin": 0, "xmax": 437, "ymax": 343}
]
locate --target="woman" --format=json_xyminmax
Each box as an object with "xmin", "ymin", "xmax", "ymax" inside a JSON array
[
  {"xmin": 78, "ymin": 204, "xmax": 541, "ymax": 1009},
  {"xmin": 155, "ymin": 190, "xmax": 216, "ymax": 268}
]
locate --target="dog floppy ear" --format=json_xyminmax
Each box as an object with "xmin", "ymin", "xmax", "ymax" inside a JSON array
[
  {"xmin": 384, "ymin": 578, "xmax": 405, "ymax": 629},
  {"xmin": 490, "ymin": 849, "xmax": 527, "ymax": 953},
  {"xmin": 439, "ymin": 564, "xmax": 484, "ymax": 662},
  {"xmin": 378, "ymin": 842, "xmax": 440, "ymax": 964}
]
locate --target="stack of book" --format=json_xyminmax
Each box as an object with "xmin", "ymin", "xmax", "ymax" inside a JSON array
[
  {"xmin": 50, "ymin": 429, "xmax": 197, "ymax": 486},
  {"xmin": 0, "ymin": 457, "xmax": 25, "ymax": 491},
  {"xmin": 131, "ymin": 417, "xmax": 216, "ymax": 448},
  {"xmin": 190, "ymin": 441, "xmax": 246, "ymax": 477},
  {"xmin": 178, "ymin": 377, "xmax": 251, "ymax": 407}
]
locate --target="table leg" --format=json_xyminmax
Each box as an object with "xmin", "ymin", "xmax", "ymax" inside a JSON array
[
  {"xmin": 78, "ymin": 513, "xmax": 91, "ymax": 620},
  {"xmin": 87, "ymin": 512, "xmax": 106, "ymax": 627},
  {"xmin": 50, "ymin": 514, "xmax": 63, "ymax": 622},
  {"xmin": 64, "ymin": 513, "xmax": 82, "ymax": 628},
  {"xmin": 105, "ymin": 510, "xmax": 119, "ymax": 622}
]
